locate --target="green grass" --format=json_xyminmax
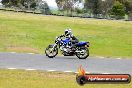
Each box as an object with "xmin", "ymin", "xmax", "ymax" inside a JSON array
[
  {"xmin": 0, "ymin": 11, "xmax": 132, "ymax": 58},
  {"xmin": 0, "ymin": 69, "xmax": 131, "ymax": 88}
]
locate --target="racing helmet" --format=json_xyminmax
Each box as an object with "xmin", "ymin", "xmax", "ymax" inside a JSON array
[{"xmin": 65, "ymin": 29, "xmax": 72, "ymax": 37}]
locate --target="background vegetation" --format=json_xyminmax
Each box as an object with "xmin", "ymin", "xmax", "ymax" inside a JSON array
[{"xmin": 1, "ymin": 0, "xmax": 132, "ymax": 20}]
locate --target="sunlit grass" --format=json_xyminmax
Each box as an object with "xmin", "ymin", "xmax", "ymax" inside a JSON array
[
  {"xmin": 0, "ymin": 11, "xmax": 132, "ymax": 58},
  {"xmin": 0, "ymin": 69, "xmax": 131, "ymax": 88}
]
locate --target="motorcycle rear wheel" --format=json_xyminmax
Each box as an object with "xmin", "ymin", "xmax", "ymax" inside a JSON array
[{"xmin": 76, "ymin": 47, "xmax": 89, "ymax": 59}]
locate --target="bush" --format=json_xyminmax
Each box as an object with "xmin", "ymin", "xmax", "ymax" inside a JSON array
[
  {"xmin": 124, "ymin": 1, "xmax": 132, "ymax": 15},
  {"xmin": 30, "ymin": 2, "xmax": 36, "ymax": 9},
  {"xmin": 76, "ymin": 8, "xmax": 83, "ymax": 14},
  {"xmin": 128, "ymin": 13, "xmax": 132, "ymax": 20},
  {"xmin": 110, "ymin": 1, "xmax": 125, "ymax": 19}
]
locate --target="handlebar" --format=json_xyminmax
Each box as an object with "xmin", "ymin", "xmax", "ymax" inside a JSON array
[{"xmin": 60, "ymin": 34, "xmax": 65, "ymax": 37}]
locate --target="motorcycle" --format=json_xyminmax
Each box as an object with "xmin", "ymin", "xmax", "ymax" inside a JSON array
[{"xmin": 45, "ymin": 35, "xmax": 90, "ymax": 59}]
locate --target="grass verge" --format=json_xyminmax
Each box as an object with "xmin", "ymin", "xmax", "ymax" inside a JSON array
[
  {"xmin": 0, "ymin": 11, "xmax": 132, "ymax": 58},
  {"xmin": 0, "ymin": 69, "xmax": 131, "ymax": 88}
]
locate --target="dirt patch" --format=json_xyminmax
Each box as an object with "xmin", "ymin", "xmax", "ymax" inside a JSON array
[{"xmin": 8, "ymin": 46, "xmax": 39, "ymax": 53}]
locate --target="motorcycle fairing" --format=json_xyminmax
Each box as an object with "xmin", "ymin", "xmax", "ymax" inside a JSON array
[
  {"xmin": 62, "ymin": 38, "xmax": 70, "ymax": 45},
  {"xmin": 76, "ymin": 42, "xmax": 88, "ymax": 47}
]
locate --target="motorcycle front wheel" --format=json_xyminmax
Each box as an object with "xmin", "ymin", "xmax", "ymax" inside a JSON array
[
  {"xmin": 76, "ymin": 47, "xmax": 89, "ymax": 59},
  {"xmin": 45, "ymin": 45, "xmax": 58, "ymax": 58}
]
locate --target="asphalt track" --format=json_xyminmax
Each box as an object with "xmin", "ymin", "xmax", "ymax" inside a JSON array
[{"xmin": 0, "ymin": 52, "xmax": 132, "ymax": 74}]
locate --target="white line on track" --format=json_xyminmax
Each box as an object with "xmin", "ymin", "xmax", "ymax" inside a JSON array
[
  {"xmin": 85, "ymin": 72, "xmax": 90, "ymax": 74},
  {"xmin": 98, "ymin": 56, "xmax": 105, "ymax": 58},
  {"xmin": 102, "ymin": 73, "xmax": 110, "ymax": 74},
  {"xmin": 116, "ymin": 58, "xmax": 121, "ymax": 59},
  {"xmin": 75, "ymin": 72, "xmax": 79, "ymax": 74},
  {"xmin": 47, "ymin": 70, "xmax": 56, "ymax": 72},
  {"xmin": 63, "ymin": 71, "xmax": 73, "ymax": 73},
  {"xmin": 10, "ymin": 52, "xmax": 16, "ymax": 54},
  {"xmin": 25, "ymin": 69, "xmax": 36, "ymax": 71},
  {"xmin": 8, "ymin": 68, "xmax": 17, "ymax": 69},
  {"xmin": 96, "ymin": 56, "xmax": 105, "ymax": 59},
  {"xmin": 6, "ymin": 68, "xmax": 112, "ymax": 74},
  {"xmin": 27, "ymin": 53, "xmax": 35, "ymax": 54}
]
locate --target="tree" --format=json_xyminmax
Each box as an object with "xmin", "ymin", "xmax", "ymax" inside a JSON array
[
  {"xmin": 1, "ymin": 0, "xmax": 9, "ymax": 6},
  {"xmin": 30, "ymin": 2, "xmax": 36, "ymax": 9},
  {"xmin": 38, "ymin": 1, "xmax": 51, "ymax": 15},
  {"xmin": 1, "ymin": 0, "xmax": 37, "ymax": 9},
  {"xmin": 93, "ymin": 0, "xmax": 100, "ymax": 17},
  {"xmin": 84, "ymin": 0, "xmax": 116, "ymax": 18},
  {"xmin": 55, "ymin": 0, "xmax": 73, "ymax": 15},
  {"xmin": 84, "ymin": 0, "xmax": 101, "ymax": 17},
  {"xmin": 76, "ymin": 8, "xmax": 83, "ymax": 14},
  {"xmin": 1, "ymin": 0, "xmax": 21, "ymax": 7},
  {"xmin": 100, "ymin": 0, "xmax": 115, "ymax": 18},
  {"xmin": 55, "ymin": 0, "xmax": 81, "ymax": 16},
  {"xmin": 124, "ymin": 1, "xmax": 132, "ymax": 14},
  {"xmin": 20, "ymin": 0, "xmax": 36, "ymax": 9},
  {"xmin": 55, "ymin": 0, "xmax": 64, "ymax": 11},
  {"xmin": 10, "ymin": 0, "xmax": 21, "ymax": 7},
  {"xmin": 110, "ymin": 1, "xmax": 125, "ymax": 19},
  {"xmin": 116, "ymin": 0, "xmax": 127, "ymax": 4}
]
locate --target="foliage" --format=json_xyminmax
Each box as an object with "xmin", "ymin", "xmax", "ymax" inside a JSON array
[
  {"xmin": 76, "ymin": 8, "xmax": 83, "ymax": 14},
  {"xmin": 1, "ymin": 0, "xmax": 9, "ymax": 7},
  {"xmin": 124, "ymin": 1, "xmax": 132, "ymax": 14},
  {"xmin": 110, "ymin": 1, "xmax": 125, "ymax": 19},
  {"xmin": 55, "ymin": 0, "xmax": 82, "ymax": 15},
  {"xmin": 1, "ymin": 0, "xmax": 20, "ymax": 7},
  {"xmin": 20, "ymin": 0, "xmax": 36, "ymax": 9},
  {"xmin": 38, "ymin": 1, "xmax": 51, "ymax": 15},
  {"xmin": 1, "ymin": 0, "xmax": 37, "ymax": 9},
  {"xmin": 93, "ymin": 0, "xmax": 100, "ymax": 16},
  {"xmin": 55, "ymin": 0, "xmax": 64, "ymax": 11},
  {"xmin": 84, "ymin": 0, "xmax": 103, "ymax": 17},
  {"xmin": 30, "ymin": 2, "xmax": 36, "ymax": 9},
  {"xmin": 1, "ymin": 0, "xmax": 132, "ymax": 20}
]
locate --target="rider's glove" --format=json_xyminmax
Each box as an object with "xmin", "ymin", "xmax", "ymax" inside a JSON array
[{"xmin": 60, "ymin": 34, "xmax": 65, "ymax": 37}]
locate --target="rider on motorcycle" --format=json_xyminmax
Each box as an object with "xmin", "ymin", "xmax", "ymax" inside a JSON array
[
  {"xmin": 45, "ymin": 28, "xmax": 90, "ymax": 59},
  {"xmin": 61, "ymin": 29, "xmax": 79, "ymax": 51},
  {"xmin": 64, "ymin": 29, "xmax": 79, "ymax": 44}
]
